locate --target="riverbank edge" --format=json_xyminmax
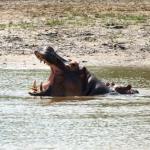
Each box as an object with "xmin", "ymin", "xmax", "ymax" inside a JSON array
[{"xmin": 0, "ymin": 53, "xmax": 150, "ymax": 69}]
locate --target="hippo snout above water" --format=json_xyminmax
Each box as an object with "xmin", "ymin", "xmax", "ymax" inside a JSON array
[{"xmin": 29, "ymin": 46, "xmax": 139, "ymax": 97}]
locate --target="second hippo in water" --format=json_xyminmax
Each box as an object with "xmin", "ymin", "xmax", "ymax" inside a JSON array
[{"xmin": 106, "ymin": 82, "xmax": 139, "ymax": 94}]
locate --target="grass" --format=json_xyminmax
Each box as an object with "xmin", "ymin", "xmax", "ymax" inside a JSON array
[
  {"xmin": 46, "ymin": 15, "xmax": 95, "ymax": 27},
  {"xmin": 118, "ymin": 14, "xmax": 147, "ymax": 23},
  {"xmin": 0, "ymin": 13, "xmax": 148, "ymax": 30},
  {"xmin": 0, "ymin": 22, "xmax": 35, "ymax": 30},
  {"xmin": 66, "ymin": 16, "xmax": 95, "ymax": 26},
  {"xmin": 45, "ymin": 10, "xmax": 149, "ymax": 28},
  {"xmin": 0, "ymin": 2, "xmax": 149, "ymax": 30},
  {"xmin": 0, "ymin": 24, "xmax": 7, "ymax": 30},
  {"xmin": 94, "ymin": 12, "xmax": 149, "ymax": 27},
  {"xmin": 46, "ymin": 19, "xmax": 65, "ymax": 27}
]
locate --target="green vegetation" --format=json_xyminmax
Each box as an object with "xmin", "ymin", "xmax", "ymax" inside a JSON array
[
  {"xmin": 0, "ymin": 13, "xmax": 148, "ymax": 30},
  {"xmin": 0, "ymin": 24, "xmax": 7, "ymax": 30},
  {"xmin": 46, "ymin": 15, "xmax": 95, "ymax": 27},
  {"xmin": 118, "ymin": 14, "xmax": 147, "ymax": 23},
  {"xmin": 0, "ymin": 22, "xmax": 35, "ymax": 30},
  {"xmin": 66, "ymin": 16, "xmax": 94, "ymax": 26},
  {"xmin": 95, "ymin": 12, "xmax": 148, "ymax": 25},
  {"xmin": 46, "ymin": 19, "xmax": 65, "ymax": 27},
  {"xmin": 45, "ymin": 12, "xmax": 148, "ymax": 28}
]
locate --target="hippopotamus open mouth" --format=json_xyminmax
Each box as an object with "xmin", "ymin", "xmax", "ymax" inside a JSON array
[
  {"xmin": 29, "ymin": 46, "xmax": 139, "ymax": 97},
  {"xmin": 34, "ymin": 46, "xmax": 68, "ymax": 91}
]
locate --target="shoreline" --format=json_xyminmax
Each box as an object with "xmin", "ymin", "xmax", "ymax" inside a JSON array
[{"xmin": 1, "ymin": 52, "xmax": 150, "ymax": 69}]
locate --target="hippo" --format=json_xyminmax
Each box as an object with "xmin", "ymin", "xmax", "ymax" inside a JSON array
[
  {"xmin": 106, "ymin": 82, "xmax": 139, "ymax": 94},
  {"xmin": 29, "ymin": 46, "xmax": 139, "ymax": 96}
]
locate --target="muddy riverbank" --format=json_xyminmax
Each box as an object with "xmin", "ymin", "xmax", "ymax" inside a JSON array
[
  {"xmin": 1, "ymin": 52, "xmax": 150, "ymax": 69},
  {"xmin": 0, "ymin": 0, "xmax": 150, "ymax": 69}
]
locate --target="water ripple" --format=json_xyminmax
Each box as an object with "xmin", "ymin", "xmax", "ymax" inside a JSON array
[{"xmin": 0, "ymin": 68, "xmax": 150, "ymax": 149}]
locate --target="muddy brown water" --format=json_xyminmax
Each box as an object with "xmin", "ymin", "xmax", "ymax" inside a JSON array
[{"xmin": 0, "ymin": 67, "xmax": 150, "ymax": 150}]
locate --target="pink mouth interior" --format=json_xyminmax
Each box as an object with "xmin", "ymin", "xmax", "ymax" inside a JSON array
[
  {"xmin": 35, "ymin": 52, "xmax": 63, "ymax": 91},
  {"xmin": 41, "ymin": 64, "xmax": 62, "ymax": 91}
]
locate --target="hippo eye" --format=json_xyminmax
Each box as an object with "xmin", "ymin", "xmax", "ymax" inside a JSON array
[{"xmin": 71, "ymin": 63, "xmax": 76, "ymax": 67}]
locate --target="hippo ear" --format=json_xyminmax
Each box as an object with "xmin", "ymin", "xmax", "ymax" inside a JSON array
[
  {"xmin": 46, "ymin": 46, "xmax": 55, "ymax": 52},
  {"xmin": 81, "ymin": 67, "xmax": 87, "ymax": 73},
  {"xmin": 80, "ymin": 67, "xmax": 88, "ymax": 79},
  {"xmin": 68, "ymin": 61, "xmax": 79, "ymax": 71},
  {"xmin": 82, "ymin": 67, "xmax": 87, "ymax": 72}
]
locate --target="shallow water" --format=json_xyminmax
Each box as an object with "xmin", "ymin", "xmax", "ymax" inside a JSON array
[{"xmin": 0, "ymin": 67, "xmax": 150, "ymax": 150}]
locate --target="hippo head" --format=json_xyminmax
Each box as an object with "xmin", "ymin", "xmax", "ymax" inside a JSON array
[{"xmin": 29, "ymin": 46, "xmax": 87, "ymax": 96}]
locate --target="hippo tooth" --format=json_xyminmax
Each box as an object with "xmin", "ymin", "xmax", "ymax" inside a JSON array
[
  {"xmin": 31, "ymin": 80, "xmax": 38, "ymax": 92},
  {"xmin": 33, "ymin": 80, "xmax": 37, "ymax": 88}
]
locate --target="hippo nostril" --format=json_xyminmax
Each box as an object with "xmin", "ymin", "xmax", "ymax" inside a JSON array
[
  {"xmin": 71, "ymin": 63, "xmax": 76, "ymax": 67},
  {"xmin": 34, "ymin": 51, "xmax": 38, "ymax": 55}
]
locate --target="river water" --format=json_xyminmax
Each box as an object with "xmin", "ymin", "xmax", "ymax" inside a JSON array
[{"xmin": 0, "ymin": 67, "xmax": 150, "ymax": 150}]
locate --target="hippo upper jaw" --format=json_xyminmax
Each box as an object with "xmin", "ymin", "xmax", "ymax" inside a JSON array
[{"xmin": 34, "ymin": 46, "xmax": 68, "ymax": 70}]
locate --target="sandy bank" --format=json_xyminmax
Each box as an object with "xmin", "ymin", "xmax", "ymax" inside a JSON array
[
  {"xmin": 0, "ymin": 0, "xmax": 150, "ymax": 69},
  {"xmin": 0, "ymin": 51, "xmax": 150, "ymax": 69}
]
